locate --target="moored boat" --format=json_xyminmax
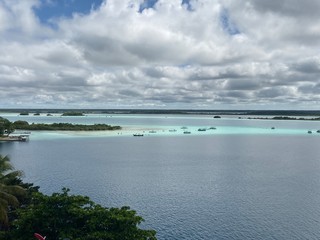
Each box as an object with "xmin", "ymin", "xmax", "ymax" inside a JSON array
[{"xmin": 133, "ymin": 133, "xmax": 144, "ymax": 137}]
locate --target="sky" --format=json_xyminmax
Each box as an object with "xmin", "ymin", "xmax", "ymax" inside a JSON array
[{"xmin": 0, "ymin": 0, "xmax": 320, "ymax": 110}]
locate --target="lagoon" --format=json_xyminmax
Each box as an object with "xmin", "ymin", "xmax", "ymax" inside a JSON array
[{"xmin": 1, "ymin": 113, "xmax": 320, "ymax": 239}]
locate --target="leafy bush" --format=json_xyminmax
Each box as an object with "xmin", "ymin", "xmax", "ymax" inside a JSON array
[{"xmin": 9, "ymin": 189, "xmax": 156, "ymax": 240}]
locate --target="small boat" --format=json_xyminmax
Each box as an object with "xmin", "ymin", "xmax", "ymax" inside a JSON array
[
  {"xmin": 183, "ymin": 131, "xmax": 191, "ymax": 134},
  {"xmin": 169, "ymin": 129, "xmax": 177, "ymax": 132},
  {"xmin": 308, "ymin": 130, "xmax": 312, "ymax": 134},
  {"xmin": 317, "ymin": 130, "xmax": 320, "ymax": 133},
  {"xmin": 271, "ymin": 127, "xmax": 275, "ymax": 130},
  {"xmin": 149, "ymin": 130, "xmax": 157, "ymax": 133},
  {"xmin": 198, "ymin": 128, "xmax": 207, "ymax": 131},
  {"xmin": 133, "ymin": 134, "xmax": 144, "ymax": 137},
  {"xmin": 19, "ymin": 135, "xmax": 29, "ymax": 141},
  {"xmin": 208, "ymin": 127, "xmax": 216, "ymax": 130}
]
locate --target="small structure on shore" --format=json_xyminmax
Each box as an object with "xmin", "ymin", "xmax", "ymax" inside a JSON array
[{"xmin": 0, "ymin": 135, "xmax": 29, "ymax": 142}]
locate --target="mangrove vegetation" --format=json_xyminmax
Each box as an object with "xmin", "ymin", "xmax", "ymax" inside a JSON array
[
  {"xmin": 13, "ymin": 121, "xmax": 121, "ymax": 131},
  {"xmin": 0, "ymin": 117, "xmax": 121, "ymax": 135}
]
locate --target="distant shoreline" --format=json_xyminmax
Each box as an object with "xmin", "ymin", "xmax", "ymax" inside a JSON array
[
  {"xmin": 246, "ymin": 116, "xmax": 320, "ymax": 121},
  {"xmin": 0, "ymin": 109, "xmax": 320, "ymax": 117}
]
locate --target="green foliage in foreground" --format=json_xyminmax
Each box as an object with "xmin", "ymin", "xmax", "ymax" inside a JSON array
[
  {"xmin": 0, "ymin": 155, "xmax": 26, "ymax": 227},
  {"xmin": 0, "ymin": 156, "xmax": 156, "ymax": 239},
  {"xmin": 13, "ymin": 121, "xmax": 121, "ymax": 131},
  {"xmin": 8, "ymin": 188, "xmax": 156, "ymax": 240}
]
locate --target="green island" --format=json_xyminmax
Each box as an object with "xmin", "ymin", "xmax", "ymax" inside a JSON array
[
  {"xmin": 247, "ymin": 116, "xmax": 320, "ymax": 121},
  {"xmin": 61, "ymin": 112, "xmax": 85, "ymax": 116},
  {"xmin": 13, "ymin": 121, "xmax": 121, "ymax": 131},
  {"xmin": 0, "ymin": 155, "xmax": 157, "ymax": 239},
  {"xmin": 19, "ymin": 112, "xmax": 29, "ymax": 116},
  {"xmin": 0, "ymin": 117, "xmax": 121, "ymax": 142}
]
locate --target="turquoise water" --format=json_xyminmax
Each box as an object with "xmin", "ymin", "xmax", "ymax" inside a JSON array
[
  {"xmin": 1, "ymin": 113, "xmax": 320, "ymax": 239},
  {"xmin": 2, "ymin": 113, "xmax": 320, "ymax": 140}
]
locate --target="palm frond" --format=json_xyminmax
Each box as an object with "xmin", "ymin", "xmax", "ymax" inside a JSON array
[
  {"xmin": 0, "ymin": 170, "xmax": 25, "ymax": 183},
  {"xmin": 0, "ymin": 155, "xmax": 14, "ymax": 174},
  {"xmin": 0, "ymin": 198, "xmax": 9, "ymax": 224},
  {"xmin": 0, "ymin": 191, "xmax": 19, "ymax": 207},
  {"xmin": 0, "ymin": 155, "xmax": 27, "ymax": 226}
]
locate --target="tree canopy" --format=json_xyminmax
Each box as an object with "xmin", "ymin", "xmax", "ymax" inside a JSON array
[
  {"xmin": 0, "ymin": 117, "xmax": 14, "ymax": 136},
  {"xmin": 0, "ymin": 156, "xmax": 157, "ymax": 239},
  {"xmin": 10, "ymin": 188, "xmax": 156, "ymax": 240}
]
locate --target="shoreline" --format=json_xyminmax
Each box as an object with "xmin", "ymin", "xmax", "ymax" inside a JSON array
[
  {"xmin": 1, "ymin": 109, "xmax": 320, "ymax": 116},
  {"xmin": 6, "ymin": 125, "xmax": 320, "ymax": 141},
  {"xmin": 0, "ymin": 135, "xmax": 29, "ymax": 142}
]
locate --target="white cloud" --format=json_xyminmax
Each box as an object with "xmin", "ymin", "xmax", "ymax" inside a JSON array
[{"xmin": 0, "ymin": 0, "xmax": 319, "ymax": 109}]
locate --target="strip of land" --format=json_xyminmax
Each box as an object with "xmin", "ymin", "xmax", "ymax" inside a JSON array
[{"xmin": 13, "ymin": 122, "xmax": 121, "ymax": 131}]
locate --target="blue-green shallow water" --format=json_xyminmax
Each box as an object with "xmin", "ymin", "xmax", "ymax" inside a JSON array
[{"xmin": 1, "ymin": 114, "xmax": 320, "ymax": 239}]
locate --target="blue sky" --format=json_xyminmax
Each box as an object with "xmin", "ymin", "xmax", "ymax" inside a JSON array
[
  {"xmin": 220, "ymin": 8, "xmax": 240, "ymax": 36},
  {"xmin": 34, "ymin": 0, "xmax": 104, "ymax": 25},
  {"xmin": 33, "ymin": 0, "xmax": 193, "ymax": 17},
  {"xmin": 34, "ymin": 0, "xmax": 239, "ymax": 36},
  {"xmin": 0, "ymin": 0, "xmax": 319, "ymax": 109},
  {"xmin": 139, "ymin": 0, "xmax": 158, "ymax": 12}
]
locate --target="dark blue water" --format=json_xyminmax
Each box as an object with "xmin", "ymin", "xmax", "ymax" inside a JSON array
[{"xmin": 1, "ymin": 115, "xmax": 320, "ymax": 239}]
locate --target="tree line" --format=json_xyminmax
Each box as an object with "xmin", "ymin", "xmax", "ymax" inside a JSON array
[
  {"xmin": 13, "ymin": 121, "xmax": 121, "ymax": 131},
  {"xmin": 0, "ymin": 117, "xmax": 121, "ymax": 136}
]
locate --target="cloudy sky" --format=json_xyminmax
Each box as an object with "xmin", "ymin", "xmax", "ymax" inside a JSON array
[{"xmin": 0, "ymin": 0, "xmax": 319, "ymax": 109}]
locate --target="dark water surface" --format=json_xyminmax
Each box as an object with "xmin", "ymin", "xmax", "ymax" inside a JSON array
[{"xmin": 1, "ymin": 115, "xmax": 320, "ymax": 239}]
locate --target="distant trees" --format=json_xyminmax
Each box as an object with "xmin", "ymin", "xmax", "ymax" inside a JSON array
[
  {"xmin": 61, "ymin": 112, "xmax": 84, "ymax": 116},
  {"xmin": 12, "ymin": 122, "xmax": 121, "ymax": 131},
  {"xmin": 1, "ymin": 118, "xmax": 122, "ymax": 132},
  {"xmin": 11, "ymin": 120, "xmax": 29, "ymax": 129},
  {"xmin": 19, "ymin": 112, "xmax": 29, "ymax": 116},
  {"xmin": 0, "ymin": 117, "xmax": 14, "ymax": 136}
]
